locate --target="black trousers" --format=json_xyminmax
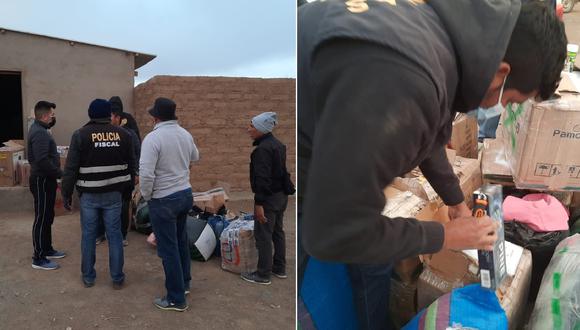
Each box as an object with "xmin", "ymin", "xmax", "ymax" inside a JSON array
[
  {"xmin": 29, "ymin": 176, "xmax": 57, "ymax": 260},
  {"xmin": 97, "ymin": 190, "xmax": 131, "ymax": 239},
  {"xmin": 254, "ymin": 192, "xmax": 288, "ymax": 278}
]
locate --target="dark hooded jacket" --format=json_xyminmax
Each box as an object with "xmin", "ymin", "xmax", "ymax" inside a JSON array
[
  {"xmin": 109, "ymin": 96, "xmax": 142, "ymax": 143},
  {"xmin": 298, "ymin": 0, "xmax": 520, "ymax": 265}
]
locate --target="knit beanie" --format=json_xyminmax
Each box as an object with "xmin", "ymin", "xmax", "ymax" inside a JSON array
[
  {"xmin": 251, "ymin": 112, "xmax": 277, "ymax": 134},
  {"xmin": 88, "ymin": 99, "xmax": 112, "ymax": 119}
]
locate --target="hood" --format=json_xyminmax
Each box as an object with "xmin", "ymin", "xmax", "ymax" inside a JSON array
[
  {"xmin": 109, "ymin": 96, "xmax": 124, "ymax": 114},
  {"xmin": 428, "ymin": 0, "xmax": 521, "ymax": 112}
]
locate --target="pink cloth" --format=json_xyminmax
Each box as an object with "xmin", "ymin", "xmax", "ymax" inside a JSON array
[{"xmin": 503, "ymin": 194, "xmax": 569, "ymax": 232}]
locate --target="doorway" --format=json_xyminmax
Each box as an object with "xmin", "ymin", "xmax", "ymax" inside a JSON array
[{"xmin": 0, "ymin": 71, "xmax": 23, "ymax": 144}]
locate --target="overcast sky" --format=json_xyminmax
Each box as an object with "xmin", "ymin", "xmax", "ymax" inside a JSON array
[{"xmin": 0, "ymin": 0, "xmax": 296, "ymax": 84}]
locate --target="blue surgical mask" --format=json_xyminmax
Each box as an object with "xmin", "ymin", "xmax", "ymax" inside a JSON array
[{"xmin": 481, "ymin": 75, "xmax": 507, "ymax": 115}]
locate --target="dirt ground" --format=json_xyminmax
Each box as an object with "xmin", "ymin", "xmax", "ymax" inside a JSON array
[{"xmin": 0, "ymin": 197, "xmax": 296, "ymax": 330}]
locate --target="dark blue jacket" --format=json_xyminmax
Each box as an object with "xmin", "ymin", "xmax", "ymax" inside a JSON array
[{"xmin": 27, "ymin": 120, "xmax": 62, "ymax": 179}]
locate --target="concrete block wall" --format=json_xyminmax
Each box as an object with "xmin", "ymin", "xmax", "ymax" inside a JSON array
[{"xmin": 134, "ymin": 76, "xmax": 296, "ymax": 192}]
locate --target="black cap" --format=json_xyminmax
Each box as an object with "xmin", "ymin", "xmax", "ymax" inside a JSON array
[
  {"xmin": 148, "ymin": 97, "xmax": 177, "ymax": 121},
  {"xmin": 34, "ymin": 101, "xmax": 56, "ymax": 111},
  {"xmin": 109, "ymin": 96, "xmax": 123, "ymax": 115}
]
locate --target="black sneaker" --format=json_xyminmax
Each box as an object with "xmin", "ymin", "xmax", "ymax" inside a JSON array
[
  {"xmin": 272, "ymin": 270, "xmax": 288, "ymax": 279},
  {"xmin": 82, "ymin": 278, "xmax": 95, "ymax": 288},
  {"xmin": 31, "ymin": 258, "xmax": 59, "ymax": 270},
  {"xmin": 45, "ymin": 250, "xmax": 66, "ymax": 259},
  {"xmin": 153, "ymin": 297, "xmax": 188, "ymax": 312},
  {"xmin": 96, "ymin": 236, "xmax": 106, "ymax": 245},
  {"xmin": 241, "ymin": 272, "xmax": 271, "ymax": 285}
]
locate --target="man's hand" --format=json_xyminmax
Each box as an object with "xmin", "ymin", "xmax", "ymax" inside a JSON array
[
  {"xmin": 448, "ymin": 201, "xmax": 471, "ymax": 220},
  {"xmin": 134, "ymin": 176, "xmax": 140, "ymax": 186},
  {"xmin": 443, "ymin": 215, "xmax": 499, "ymax": 251},
  {"xmin": 63, "ymin": 197, "xmax": 72, "ymax": 211},
  {"xmin": 254, "ymin": 205, "xmax": 267, "ymax": 224}
]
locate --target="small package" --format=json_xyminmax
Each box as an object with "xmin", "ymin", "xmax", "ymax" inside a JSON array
[{"xmin": 473, "ymin": 184, "xmax": 507, "ymax": 290}]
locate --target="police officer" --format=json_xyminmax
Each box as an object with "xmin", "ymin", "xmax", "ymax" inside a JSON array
[{"xmin": 62, "ymin": 99, "xmax": 136, "ymax": 289}]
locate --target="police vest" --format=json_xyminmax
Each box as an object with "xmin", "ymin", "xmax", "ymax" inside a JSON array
[{"xmin": 76, "ymin": 122, "xmax": 133, "ymax": 193}]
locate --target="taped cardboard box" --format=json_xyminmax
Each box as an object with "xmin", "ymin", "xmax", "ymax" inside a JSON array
[
  {"xmin": 0, "ymin": 146, "xmax": 25, "ymax": 186},
  {"xmin": 193, "ymin": 187, "xmax": 229, "ymax": 214},
  {"xmin": 500, "ymin": 89, "xmax": 580, "ymax": 191},
  {"xmin": 450, "ymin": 113, "xmax": 479, "ymax": 159}
]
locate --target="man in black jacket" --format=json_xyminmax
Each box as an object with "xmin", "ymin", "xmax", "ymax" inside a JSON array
[
  {"xmin": 62, "ymin": 99, "xmax": 135, "ymax": 289},
  {"xmin": 298, "ymin": 1, "xmax": 566, "ymax": 329},
  {"xmin": 109, "ymin": 96, "xmax": 141, "ymax": 142},
  {"xmin": 242, "ymin": 112, "xmax": 289, "ymax": 285},
  {"xmin": 28, "ymin": 101, "xmax": 66, "ymax": 270}
]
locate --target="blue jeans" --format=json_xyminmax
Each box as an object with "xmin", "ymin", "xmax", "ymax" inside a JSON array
[
  {"xmin": 80, "ymin": 191, "xmax": 124, "ymax": 283},
  {"xmin": 347, "ymin": 263, "xmax": 394, "ymax": 330},
  {"xmin": 148, "ymin": 188, "xmax": 193, "ymax": 305}
]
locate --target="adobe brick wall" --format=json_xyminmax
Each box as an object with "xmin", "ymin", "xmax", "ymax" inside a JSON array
[{"xmin": 134, "ymin": 76, "xmax": 296, "ymax": 192}]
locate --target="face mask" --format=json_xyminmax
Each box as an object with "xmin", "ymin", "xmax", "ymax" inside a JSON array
[
  {"xmin": 48, "ymin": 116, "xmax": 56, "ymax": 128},
  {"xmin": 481, "ymin": 75, "xmax": 508, "ymax": 114}
]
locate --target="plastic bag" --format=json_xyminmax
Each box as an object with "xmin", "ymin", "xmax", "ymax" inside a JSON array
[
  {"xmin": 529, "ymin": 234, "xmax": 580, "ymax": 330},
  {"xmin": 134, "ymin": 197, "xmax": 152, "ymax": 235},
  {"xmin": 504, "ymin": 221, "xmax": 569, "ymax": 301},
  {"xmin": 404, "ymin": 284, "xmax": 508, "ymax": 330},
  {"xmin": 207, "ymin": 215, "xmax": 230, "ymax": 257},
  {"xmin": 504, "ymin": 221, "xmax": 569, "ymax": 250},
  {"xmin": 186, "ymin": 216, "xmax": 216, "ymax": 262}
]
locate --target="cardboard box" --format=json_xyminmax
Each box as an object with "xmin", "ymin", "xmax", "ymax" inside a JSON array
[
  {"xmin": 0, "ymin": 147, "xmax": 25, "ymax": 186},
  {"xmin": 391, "ymin": 150, "xmax": 478, "ymax": 208},
  {"xmin": 383, "ymin": 187, "xmax": 449, "ymax": 283},
  {"xmin": 193, "ymin": 187, "xmax": 229, "ymax": 214},
  {"xmin": 500, "ymin": 90, "xmax": 580, "ymax": 191},
  {"xmin": 389, "ymin": 277, "xmax": 419, "ymax": 328},
  {"xmin": 572, "ymin": 192, "xmax": 580, "ymax": 213},
  {"xmin": 54, "ymin": 182, "xmax": 74, "ymax": 216},
  {"xmin": 417, "ymin": 242, "xmax": 526, "ymax": 312},
  {"xmin": 57, "ymin": 146, "xmax": 69, "ymax": 170},
  {"xmin": 482, "ymin": 138, "xmax": 514, "ymax": 185},
  {"xmin": 417, "ymin": 249, "xmax": 480, "ymax": 311},
  {"xmin": 450, "ymin": 114, "xmax": 479, "ymax": 159},
  {"xmin": 18, "ymin": 160, "xmax": 30, "ymax": 187},
  {"xmin": 392, "ymin": 174, "xmax": 441, "ymax": 206},
  {"xmin": 453, "ymin": 156, "xmax": 483, "ymax": 207},
  {"xmin": 473, "ymin": 185, "xmax": 507, "ymax": 290},
  {"xmin": 498, "ymin": 249, "xmax": 532, "ymax": 330}
]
